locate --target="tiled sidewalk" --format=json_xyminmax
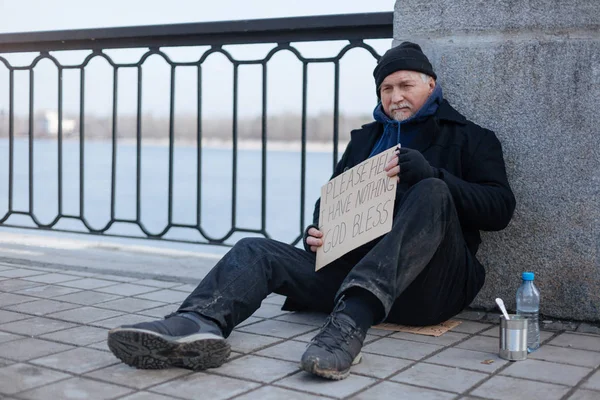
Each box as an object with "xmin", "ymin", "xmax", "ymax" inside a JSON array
[{"xmin": 1, "ymin": 260, "xmax": 599, "ymax": 400}]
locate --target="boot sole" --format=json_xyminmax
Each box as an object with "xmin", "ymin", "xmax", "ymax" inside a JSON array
[
  {"xmin": 107, "ymin": 328, "xmax": 230, "ymax": 371},
  {"xmin": 300, "ymin": 352, "xmax": 362, "ymax": 380}
]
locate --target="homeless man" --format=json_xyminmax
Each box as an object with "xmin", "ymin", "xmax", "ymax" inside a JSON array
[{"xmin": 107, "ymin": 42, "xmax": 516, "ymax": 380}]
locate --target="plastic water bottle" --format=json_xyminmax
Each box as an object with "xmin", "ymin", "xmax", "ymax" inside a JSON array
[{"xmin": 516, "ymin": 272, "xmax": 540, "ymax": 352}]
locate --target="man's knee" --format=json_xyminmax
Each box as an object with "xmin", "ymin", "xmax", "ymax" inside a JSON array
[
  {"xmin": 234, "ymin": 237, "xmax": 271, "ymax": 251},
  {"xmin": 410, "ymin": 178, "xmax": 451, "ymax": 203}
]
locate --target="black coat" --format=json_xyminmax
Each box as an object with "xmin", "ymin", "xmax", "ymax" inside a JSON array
[{"xmin": 311, "ymin": 100, "xmax": 516, "ymax": 258}]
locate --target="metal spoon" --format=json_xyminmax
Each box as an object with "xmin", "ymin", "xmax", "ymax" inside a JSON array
[{"xmin": 495, "ymin": 298, "xmax": 510, "ymax": 320}]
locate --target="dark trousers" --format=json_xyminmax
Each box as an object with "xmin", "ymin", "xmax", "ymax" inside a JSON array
[{"xmin": 178, "ymin": 178, "xmax": 485, "ymax": 337}]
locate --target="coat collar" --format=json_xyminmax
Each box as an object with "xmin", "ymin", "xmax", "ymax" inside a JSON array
[{"xmin": 350, "ymin": 100, "xmax": 467, "ymax": 156}]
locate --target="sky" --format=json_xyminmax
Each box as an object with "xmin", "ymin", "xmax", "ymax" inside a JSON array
[{"xmin": 0, "ymin": 0, "xmax": 396, "ymax": 118}]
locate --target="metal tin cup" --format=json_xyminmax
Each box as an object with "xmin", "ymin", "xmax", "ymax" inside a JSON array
[{"xmin": 499, "ymin": 315, "xmax": 528, "ymax": 361}]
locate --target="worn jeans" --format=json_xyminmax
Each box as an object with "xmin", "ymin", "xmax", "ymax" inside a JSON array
[{"xmin": 178, "ymin": 178, "xmax": 485, "ymax": 337}]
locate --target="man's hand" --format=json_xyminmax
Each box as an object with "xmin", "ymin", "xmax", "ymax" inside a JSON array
[
  {"xmin": 385, "ymin": 147, "xmax": 435, "ymax": 186},
  {"xmin": 305, "ymin": 227, "xmax": 324, "ymax": 253},
  {"xmin": 384, "ymin": 149, "xmax": 401, "ymax": 181},
  {"xmin": 398, "ymin": 148, "xmax": 435, "ymax": 186}
]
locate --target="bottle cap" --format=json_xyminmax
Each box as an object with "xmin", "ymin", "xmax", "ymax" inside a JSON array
[{"xmin": 522, "ymin": 272, "xmax": 535, "ymax": 281}]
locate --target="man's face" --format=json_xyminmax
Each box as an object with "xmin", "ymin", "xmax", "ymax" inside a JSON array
[{"xmin": 379, "ymin": 70, "xmax": 435, "ymax": 121}]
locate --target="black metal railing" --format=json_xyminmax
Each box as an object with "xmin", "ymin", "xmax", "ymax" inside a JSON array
[{"xmin": 0, "ymin": 13, "xmax": 392, "ymax": 247}]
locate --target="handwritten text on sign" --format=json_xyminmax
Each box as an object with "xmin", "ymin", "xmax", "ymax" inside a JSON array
[{"xmin": 315, "ymin": 145, "xmax": 398, "ymax": 271}]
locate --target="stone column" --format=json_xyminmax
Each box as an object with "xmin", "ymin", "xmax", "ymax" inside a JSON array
[{"xmin": 394, "ymin": 0, "xmax": 599, "ymax": 321}]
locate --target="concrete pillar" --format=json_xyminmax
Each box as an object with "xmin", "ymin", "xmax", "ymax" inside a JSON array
[{"xmin": 394, "ymin": 0, "xmax": 600, "ymax": 321}]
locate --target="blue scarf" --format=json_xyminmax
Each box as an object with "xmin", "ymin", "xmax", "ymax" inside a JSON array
[{"xmin": 369, "ymin": 83, "xmax": 443, "ymax": 157}]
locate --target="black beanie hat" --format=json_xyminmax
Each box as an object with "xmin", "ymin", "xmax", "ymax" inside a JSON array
[{"xmin": 373, "ymin": 42, "xmax": 436, "ymax": 97}]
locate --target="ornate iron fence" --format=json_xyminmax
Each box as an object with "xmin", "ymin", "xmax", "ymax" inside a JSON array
[{"xmin": 0, "ymin": 13, "xmax": 392, "ymax": 247}]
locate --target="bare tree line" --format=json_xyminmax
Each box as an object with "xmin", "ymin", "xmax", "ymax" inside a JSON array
[{"xmin": 0, "ymin": 112, "xmax": 373, "ymax": 143}]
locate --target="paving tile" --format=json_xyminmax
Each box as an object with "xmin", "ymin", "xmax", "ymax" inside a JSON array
[
  {"xmin": 170, "ymin": 283, "xmax": 198, "ymax": 292},
  {"xmin": 95, "ymin": 283, "xmax": 159, "ymax": 296},
  {"xmin": 58, "ymin": 278, "xmax": 117, "ymax": 290},
  {"xmin": 471, "ymin": 375, "xmax": 570, "ymax": 400},
  {"xmin": 263, "ymin": 294, "xmax": 286, "ymax": 306},
  {"xmin": 256, "ymin": 340, "xmax": 307, "ymax": 362},
  {"xmin": 237, "ymin": 316, "xmax": 264, "ymax": 328},
  {"xmin": 392, "ymin": 363, "xmax": 489, "ymax": 393},
  {"xmin": 151, "ymin": 372, "xmax": 259, "ymax": 400},
  {"xmin": 252, "ymin": 303, "xmax": 289, "ymax": 319},
  {"xmin": 238, "ymin": 319, "xmax": 316, "ymax": 339},
  {"xmin": 582, "ymin": 369, "xmax": 600, "ymax": 391},
  {"xmin": 367, "ymin": 327, "xmax": 394, "ymax": 336},
  {"xmin": 452, "ymin": 321, "xmax": 492, "ymax": 334},
  {"xmin": 0, "ymin": 332, "xmax": 24, "ymax": 345},
  {"xmin": 40, "ymin": 326, "xmax": 109, "ymax": 346},
  {"xmin": 4, "ymin": 299, "xmax": 80, "ymax": 316},
  {"xmin": 568, "ymin": 389, "xmax": 600, "ymax": 400},
  {"xmin": 227, "ymin": 330, "xmax": 282, "ymax": 353},
  {"xmin": 87, "ymin": 340, "xmax": 111, "ymax": 352},
  {"xmin": 18, "ymin": 376, "xmax": 132, "ymax": 400},
  {"xmin": 15, "ymin": 284, "xmax": 82, "ymax": 298},
  {"xmin": 0, "ymin": 338, "xmax": 73, "ymax": 361},
  {"xmin": 0, "ymin": 293, "xmax": 37, "ymax": 307},
  {"xmin": 216, "ymin": 355, "xmax": 299, "ymax": 383},
  {"xmin": 529, "ymin": 345, "xmax": 600, "ymax": 368},
  {"xmin": 135, "ymin": 289, "xmax": 189, "ymax": 303},
  {"xmin": 426, "ymin": 348, "xmax": 508, "ymax": 373},
  {"xmin": 0, "ymin": 363, "xmax": 71, "ymax": 395},
  {"xmin": 85, "ymin": 363, "xmax": 190, "ymax": 389},
  {"xmin": 135, "ymin": 304, "xmax": 178, "ymax": 318},
  {"xmin": 351, "ymin": 353, "xmax": 412, "ymax": 378},
  {"xmin": 456, "ymin": 310, "xmax": 487, "ymax": 321},
  {"xmin": 95, "ymin": 297, "xmax": 167, "ymax": 313},
  {"xmin": 46, "ymin": 306, "xmax": 123, "ymax": 324},
  {"xmin": 51, "ymin": 291, "xmax": 122, "ymax": 305},
  {"xmin": 500, "ymin": 358, "xmax": 592, "ymax": 386},
  {"xmin": 363, "ymin": 337, "xmax": 442, "ymax": 360},
  {"xmin": 31, "ymin": 347, "xmax": 118, "ymax": 374},
  {"xmin": 235, "ymin": 386, "xmax": 330, "ymax": 400},
  {"xmin": 278, "ymin": 371, "xmax": 377, "ymax": 398},
  {"xmin": 132, "ymin": 279, "xmax": 180, "ymax": 289},
  {"xmin": 274, "ymin": 311, "xmax": 328, "ymax": 327},
  {"xmin": 455, "ymin": 335, "xmax": 499, "ymax": 354},
  {"xmin": 0, "ymin": 357, "xmax": 13, "ymax": 367},
  {"xmin": 50, "ymin": 270, "xmax": 97, "ymax": 277},
  {"xmin": 92, "ymin": 314, "xmax": 151, "ymax": 329},
  {"xmin": 577, "ymin": 324, "xmax": 600, "ymax": 335},
  {"xmin": 90, "ymin": 274, "xmax": 140, "ymax": 283},
  {"xmin": 390, "ymin": 330, "xmax": 469, "ymax": 346},
  {"xmin": 0, "ymin": 316, "xmax": 77, "ymax": 336},
  {"xmin": 0, "ymin": 269, "xmax": 45, "ymax": 279},
  {"xmin": 548, "ymin": 332, "xmax": 600, "ymax": 352},
  {"xmin": 0, "ymin": 279, "xmax": 45, "ymax": 292},
  {"xmin": 120, "ymin": 392, "xmax": 178, "ymax": 400},
  {"xmin": 350, "ymin": 380, "xmax": 456, "ymax": 400},
  {"xmin": 22, "ymin": 273, "xmax": 81, "ymax": 284},
  {"xmin": 363, "ymin": 334, "xmax": 382, "ymax": 344},
  {"xmin": 0, "ymin": 310, "xmax": 30, "ymax": 324}
]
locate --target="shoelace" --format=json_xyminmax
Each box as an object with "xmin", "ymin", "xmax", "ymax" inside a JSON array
[{"xmin": 310, "ymin": 312, "xmax": 356, "ymax": 353}]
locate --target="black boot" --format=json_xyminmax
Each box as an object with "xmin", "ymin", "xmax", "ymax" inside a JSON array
[
  {"xmin": 300, "ymin": 300, "xmax": 367, "ymax": 380},
  {"xmin": 107, "ymin": 313, "xmax": 230, "ymax": 371}
]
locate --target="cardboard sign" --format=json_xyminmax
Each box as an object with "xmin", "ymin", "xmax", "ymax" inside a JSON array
[{"xmin": 315, "ymin": 145, "xmax": 398, "ymax": 271}]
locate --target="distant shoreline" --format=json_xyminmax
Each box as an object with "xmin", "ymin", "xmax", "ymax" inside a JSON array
[{"xmin": 0, "ymin": 136, "xmax": 349, "ymax": 153}]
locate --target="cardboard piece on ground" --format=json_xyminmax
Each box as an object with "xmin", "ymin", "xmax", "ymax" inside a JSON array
[
  {"xmin": 373, "ymin": 320, "xmax": 463, "ymax": 337},
  {"xmin": 315, "ymin": 145, "xmax": 398, "ymax": 271}
]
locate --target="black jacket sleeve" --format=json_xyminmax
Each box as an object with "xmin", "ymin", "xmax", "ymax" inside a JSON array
[{"xmin": 437, "ymin": 129, "xmax": 516, "ymax": 231}]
